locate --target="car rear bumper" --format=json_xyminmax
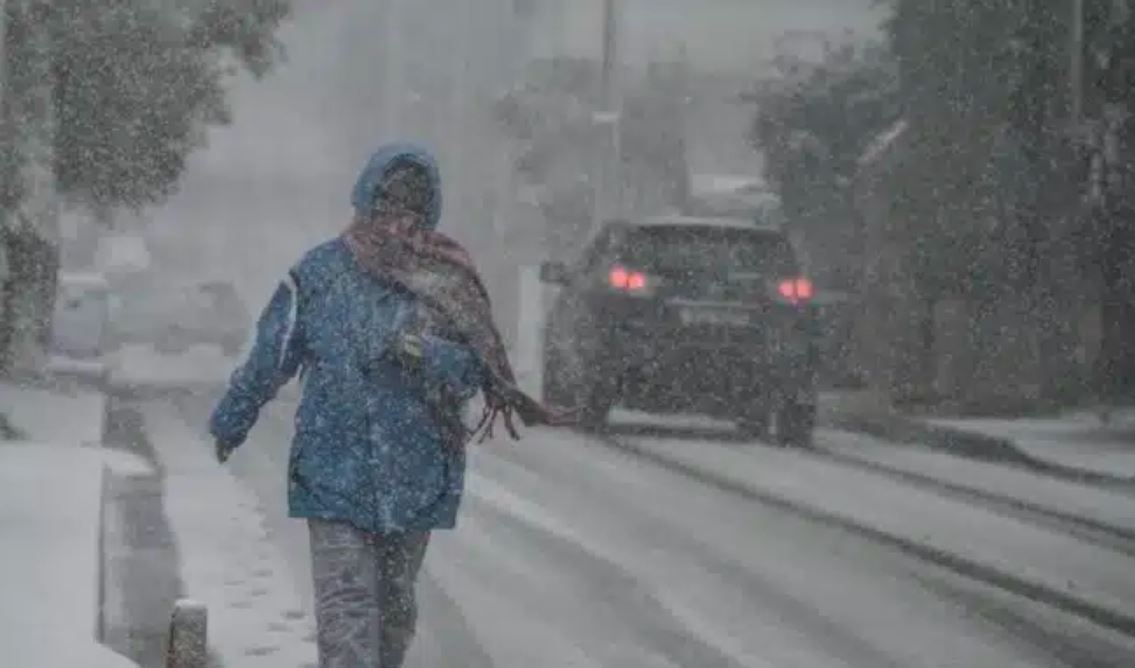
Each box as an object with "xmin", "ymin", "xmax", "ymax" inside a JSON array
[{"xmin": 601, "ymin": 320, "xmax": 817, "ymax": 414}]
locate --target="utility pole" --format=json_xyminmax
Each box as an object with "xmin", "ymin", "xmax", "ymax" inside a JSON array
[
  {"xmin": 1070, "ymin": 0, "xmax": 1099, "ymax": 203},
  {"xmin": 591, "ymin": 0, "xmax": 620, "ymax": 232},
  {"xmin": 600, "ymin": 0, "xmax": 616, "ymax": 111},
  {"xmin": 1070, "ymin": 0, "xmax": 1084, "ymax": 124},
  {"xmin": 0, "ymin": 0, "xmax": 8, "ymax": 111}
]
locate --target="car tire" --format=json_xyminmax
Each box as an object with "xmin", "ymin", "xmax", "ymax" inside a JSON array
[
  {"xmin": 577, "ymin": 356, "xmax": 616, "ymax": 431},
  {"xmin": 542, "ymin": 347, "xmax": 571, "ymax": 408},
  {"xmin": 579, "ymin": 388, "xmax": 613, "ymax": 430},
  {"xmin": 736, "ymin": 410, "xmax": 770, "ymax": 440},
  {"xmin": 775, "ymin": 401, "xmax": 814, "ymax": 447}
]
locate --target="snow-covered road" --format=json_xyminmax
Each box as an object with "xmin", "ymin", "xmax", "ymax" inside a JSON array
[{"xmin": 153, "ymin": 395, "xmax": 1135, "ymax": 667}]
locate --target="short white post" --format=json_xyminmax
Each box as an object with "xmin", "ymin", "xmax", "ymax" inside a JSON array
[{"xmin": 165, "ymin": 599, "xmax": 207, "ymax": 668}]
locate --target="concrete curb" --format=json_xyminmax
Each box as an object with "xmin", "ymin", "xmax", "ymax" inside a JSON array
[
  {"xmin": 165, "ymin": 600, "xmax": 208, "ymax": 668},
  {"xmin": 99, "ymin": 398, "xmax": 184, "ymax": 667},
  {"xmin": 824, "ymin": 411, "xmax": 1135, "ymax": 490}
]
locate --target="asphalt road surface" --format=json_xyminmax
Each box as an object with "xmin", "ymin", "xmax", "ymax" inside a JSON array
[{"xmin": 165, "ymin": 393, "xmax": 1135, "ymax": 668}]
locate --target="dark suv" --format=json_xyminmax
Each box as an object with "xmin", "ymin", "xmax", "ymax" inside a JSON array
[{"xmin": 540, "ymin": 216, "xmax": 818, "ymax": 445}]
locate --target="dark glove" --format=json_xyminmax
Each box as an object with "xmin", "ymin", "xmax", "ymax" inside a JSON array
[{"xmin": 215, "ymin": 439, "xmax": 237, "ymax": 464}]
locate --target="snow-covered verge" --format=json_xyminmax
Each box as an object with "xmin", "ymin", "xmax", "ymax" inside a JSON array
[
  {"xmin": 816, "ymin": 429, "xmax": 1135, "ymax": 534},
  {"xmin": 0, "ymin": 380, "xmax": 106, "ymax": 446},
  {"xmin": 820, "ymin": 390, "xmax": 1135, "ymax": 482},
  {"xmin": 929, "ymin": 411, "xmax": 1135, "ymax": 479},
  {"xmin": 140, "ymin": 403, "xmax": 318, "ymax": 667},
  {"xmin": 0, "ymin": 442, "xmax": 139, "ymax": 668}
]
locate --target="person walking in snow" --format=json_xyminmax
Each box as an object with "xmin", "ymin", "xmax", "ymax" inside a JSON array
[{"xmin": 209, "ymin": 144, "xmax": 560, "ymax": 667}]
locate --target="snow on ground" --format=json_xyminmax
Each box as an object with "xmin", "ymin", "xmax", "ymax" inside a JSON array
[
  {"xmin": 0, "ymin": 380, "xmax": 105, "ymax": 445},
  {"xmin": 159, "ymin": 391, "xmax": 1135, "ymax": 665},
  {"xmin": 0, "ymin": 442, "xmax": 139, "ymax": 668},
  {"xmin": 616, "ymin": 428, "xmax": 1135, "ymax": 622},
  {"xmin": 815, "ymin": 429, "xmax": 1135, "ymax": 533},
  {"xmin": 429, "ymin": 426, "xmax": 1132, "ymax": 667},
  {"xmin": 930, "ymin": 411, "xmax": 1135, "ymax": 478},
  {"xmin": 140, "ymin": 403, "xmax": 318, "ymax": 667},
  {"xmin": 172, "ymin": 396, "xmax": 1057, "ymax": 666},
  {"xmin": 179, "ymin": 389, "xmax": 1135, "ymax": 667},
  {"xmin": 610, "ymin": 408, "xmax": 735, "ymax": 433}
]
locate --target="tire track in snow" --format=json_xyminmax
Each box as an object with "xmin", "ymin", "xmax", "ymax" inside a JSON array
[
  {"xmin": 597, "ymin": 431, "xmax": 1135, "ymax": 641},
  {"xmin": 465, "ymin": 449, "xmax": 1020, "ymax": 668},
  {"xmin": 801, "ymin": 442, "xmax": 1135, "ymax": 558},
  {"xmin": 461, "ymin": 491, "xmax": 752, "ymax": 668}
]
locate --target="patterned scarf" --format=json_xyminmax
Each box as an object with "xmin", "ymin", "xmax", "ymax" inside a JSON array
[{"xmin": 344, "ymin": 214, "xmax": 567, "ymax": 442}]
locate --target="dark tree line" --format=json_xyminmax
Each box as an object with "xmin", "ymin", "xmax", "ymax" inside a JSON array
[
  {"xmin": 755, "ymin": 0, "xmax": 1135, "ymax": 402},
  {"xmin": 0, "ymin": 0, "xmax": 291, "ymax": 372}
]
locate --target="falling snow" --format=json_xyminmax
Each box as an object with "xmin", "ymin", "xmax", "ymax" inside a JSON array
[{"xmin": 3, "ymin": 1, "xmax": 1135, "ymax": 667}]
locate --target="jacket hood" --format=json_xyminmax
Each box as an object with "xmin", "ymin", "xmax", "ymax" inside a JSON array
[{"xmin": 350, "ymin": 143, "xmax": 443, "ymax": 230}]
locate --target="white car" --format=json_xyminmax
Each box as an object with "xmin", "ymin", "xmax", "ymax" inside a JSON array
[{"xmin": 51, "ymin": 272, "xmax": 111, "ymax": 360}]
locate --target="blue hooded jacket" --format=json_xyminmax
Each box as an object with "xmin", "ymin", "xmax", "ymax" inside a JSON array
[{"xmin": 210, "ymin": 144, "xmax": 483, "ymax": 533}]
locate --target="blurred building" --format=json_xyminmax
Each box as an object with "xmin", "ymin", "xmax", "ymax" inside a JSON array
[
  {"xmin": 536, "ymin": 0, "xmax": 881, "ymax": 73},
  {"xmin": 529, "ymin": 0, "xmax": 884, "ymax": 176}
]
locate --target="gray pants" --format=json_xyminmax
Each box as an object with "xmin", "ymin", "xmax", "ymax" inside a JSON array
[{"xmin": 309, "ymin": 519, "xmax": 430, "ymax": 668}]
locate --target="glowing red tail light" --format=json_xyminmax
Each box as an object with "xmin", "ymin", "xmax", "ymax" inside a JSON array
[
  {"xmin": 609, "ymin": 267, "xmax": 630, "ymax": 288},
  {"xmin": 609, "ymin": 266, "xmax": 649, "ymax": 292},
  {"xmin": 777, "ymin": 278, "xmax": 814, "ymax": 303}
]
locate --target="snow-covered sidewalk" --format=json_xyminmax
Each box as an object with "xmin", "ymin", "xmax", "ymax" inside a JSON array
[
  {"xmin": 140, "ymin": 403, "xmax": 318, "ymax": 667},
  {"xmin": 0, "ymin": 443, "xmax": 141, "ymax": 668},
  {"xmin": 928, "ymin": 410, "xmax": 1135, "ymax": 479},
  {"xmin": 0, "ymin": 380, "xmax": 137, "ymax": 667},
  {"xmin": 0, "ymin": 379, "xmax": 106, "ymax": 445},
  {"xmin": 815, "ymin": 429, "xmax": 1135, "ymax": 535},
  {"xmin": 820, "ymin": 390, "xmax": 1135, "ymax": 481}
]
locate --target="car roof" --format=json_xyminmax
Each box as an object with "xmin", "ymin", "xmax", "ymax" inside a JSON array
[
  {"xmin": 58, "ymin": 272, "xmax": 110, "ymax": 289},
  {"xmin": 618, "ymin": 215, "xmax": 784, "ymax": 234}
]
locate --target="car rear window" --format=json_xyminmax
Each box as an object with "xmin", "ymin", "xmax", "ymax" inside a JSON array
[{"xmin": 614, "ymin": 225, "xmax": 798, "ymax": 276}]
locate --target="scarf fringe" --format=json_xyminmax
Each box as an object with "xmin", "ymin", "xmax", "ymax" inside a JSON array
[
  {"xmin": 344, "ymin": 220, "xmax": 572, "ymax": 444},
  {"xmin": 468, "ymin": 392, "xmax": 522, "ymax": 445}
]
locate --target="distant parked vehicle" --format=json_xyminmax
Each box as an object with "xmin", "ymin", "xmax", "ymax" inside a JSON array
[
  {"xmin": 51, "ymin": 272, "xmax": 111, "ymax": 360},
  {"xmin": 108, "ymin": 279, "xmax": 250, "ymax": 357}
]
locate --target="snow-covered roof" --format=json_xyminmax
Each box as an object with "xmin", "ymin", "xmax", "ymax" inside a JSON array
[
  {"xmin": 96, "ymin": 234, "xmax": 152, "ymax": 274},
  {"xmin": 58, "ymin": 271, "xmax": 110, "ymax": 290}
]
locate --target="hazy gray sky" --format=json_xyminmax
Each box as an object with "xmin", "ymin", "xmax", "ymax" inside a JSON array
[
  {"xmin": 539, "ymin": 0, "xmax": 884, "ymax": 72},
  {"xmin": 146, "ymin": 0, "xmax": 886, "ymax": 301}
]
